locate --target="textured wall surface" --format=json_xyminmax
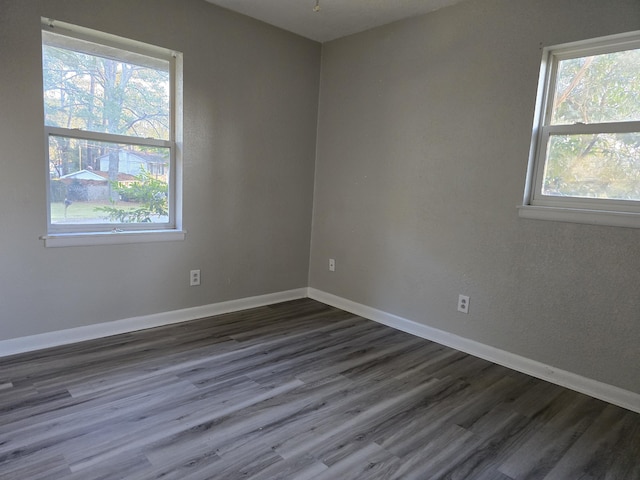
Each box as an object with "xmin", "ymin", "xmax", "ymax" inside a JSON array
[
  {"xmin": 309, "ymin": 0, "xmax": 640, "ymax": 393},
  {"xmin": 0, "ymin": 0, "xmax": 320, "ymax": 339}
]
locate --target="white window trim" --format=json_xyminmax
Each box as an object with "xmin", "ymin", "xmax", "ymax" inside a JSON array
[
  {"xmin": 41, "ymin": 230, "xmax": 187, "ymax": 248},
  {"xmin": 41, "ymin": 18, "xmax": 184, "ymax": 246},
  {"xmin": 520, "ymin": 30, "xmax": 640, "ymax": 228}
]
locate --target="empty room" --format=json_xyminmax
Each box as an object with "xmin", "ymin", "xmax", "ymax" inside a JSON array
[{"xmin": 1, "ymin": 0, "xmax": 639, "ymax": 478}]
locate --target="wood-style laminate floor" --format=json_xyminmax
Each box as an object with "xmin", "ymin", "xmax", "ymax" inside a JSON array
[{"xmin": 1, "ymin": 299, "xmax": 639, "ymax": 480}]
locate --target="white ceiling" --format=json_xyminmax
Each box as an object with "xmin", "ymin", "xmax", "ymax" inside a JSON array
[{"xmin": 204, "ymin": 0, "xmax": 467, "ymax": 43}]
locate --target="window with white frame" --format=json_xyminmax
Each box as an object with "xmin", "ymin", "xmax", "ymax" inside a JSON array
[
  {"xmin": 520, "ymin": 31, "xmax": 640, "ymax": 228},
  {"xmin": 41, "ymin": 19, "xmax": 183, "ymax": 245}
]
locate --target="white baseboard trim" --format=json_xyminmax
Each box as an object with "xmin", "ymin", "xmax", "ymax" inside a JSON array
[
  {"xmin": 308, "ymin": 288, "xmax": 640, "ymax": 414},
  {"xmin": 4, "ymin": 286, "xmax": 639, "ymax": 414},
  {"xmin": 0, "ymin": 288, "xmax": 308, "ymax": 358}
]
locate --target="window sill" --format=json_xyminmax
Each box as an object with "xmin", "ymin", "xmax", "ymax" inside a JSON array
[
  {"xmin": 41, "ymin": 229, "xmax": 186, "ymax": 247},
  {"xmin": 518, "ymin": 205, "xmax": 640, "ymax": 229}
]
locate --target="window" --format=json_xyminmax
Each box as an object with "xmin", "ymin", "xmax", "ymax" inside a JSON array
[
  {"xmin": 41, "ymin": 19, "xmax": 184, "ymax": 246},
  {"xmin": 520, "ymin": 31, "xmax": 640, "ymax": 228}
]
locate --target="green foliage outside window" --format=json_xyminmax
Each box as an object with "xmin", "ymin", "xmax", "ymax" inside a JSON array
[{"xmin": 95, "ymin": 169, "xmax": 168, "ymax": 223}]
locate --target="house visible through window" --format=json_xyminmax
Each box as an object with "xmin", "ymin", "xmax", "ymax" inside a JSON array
[
  {"xmin": 42, "ymin": 19, "xmax": 182, "ymax": 242},
  {"xmin": 520, "ymin": 31, "xmax": 640, "ymax": 228}
]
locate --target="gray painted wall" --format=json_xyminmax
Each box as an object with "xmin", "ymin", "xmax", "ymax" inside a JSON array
[
  {"xmin": 0, "ymin": 0, "xmax": 320, "ymax": 339},
  {"xmin": 309, "ymin": 0, "xmax": 640, "ymax": 394}
]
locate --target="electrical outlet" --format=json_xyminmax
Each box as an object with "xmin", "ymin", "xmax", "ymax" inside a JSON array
[
  {"xmin": 457, "ymin": 294, "xmax": 470, "ymax": 314},
  {"xmin": 329, "ymin": 258, "xmax": 336, "ymax": 272},
  {"xmin": 190, "ymin": 269, "xmax": 201, "ymax": 286}
]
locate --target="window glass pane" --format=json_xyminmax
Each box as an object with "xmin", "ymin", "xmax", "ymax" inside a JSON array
[
  {"xmin": 542, "ymin": 132, "xmax": 640, "ymax": 200},
  {"xmin": 42, "ymin": 37, "xmax": 170, "ymax": 140},
  {"xmin": 551, "ymin": 48, "xmax": 640, "ymax": 125},
  {"xmin": 49, "ymin": 136, "xmax": 170, "ymax": 225}
]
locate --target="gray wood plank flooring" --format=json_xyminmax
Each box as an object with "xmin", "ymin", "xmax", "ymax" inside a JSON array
[{"xmin": 0, "ymin": 298, "xmax": 638, "ymax": 479}]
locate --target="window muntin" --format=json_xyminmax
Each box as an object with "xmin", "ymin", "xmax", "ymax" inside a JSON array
[
  {"xmin": 525, "ymin": 31, "xmax": 640, "ymax": 223},
  {"xmin": 42, "ymin": 19, "xmax": 179, "ymax": 236}
]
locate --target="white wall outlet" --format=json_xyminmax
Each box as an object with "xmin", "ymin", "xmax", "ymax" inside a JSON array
[
  {"xmin": 457, "ymin": 294, "xmax": 470, "ymax": 314},
  {"xmin": 329, "ymin": 258, "xmax": 336, "ymax": 272},
  {"xmin": 190, "ymin": 269, "xmax": 201, "ymax": 286}
]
